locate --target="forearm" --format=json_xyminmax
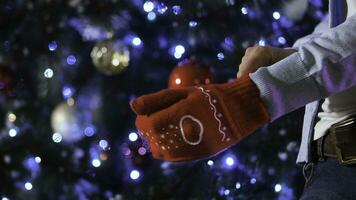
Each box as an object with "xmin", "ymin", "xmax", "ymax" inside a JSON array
[{"xmin": 250, "ymin": 13, "xmax": 356, "ymax": 122}]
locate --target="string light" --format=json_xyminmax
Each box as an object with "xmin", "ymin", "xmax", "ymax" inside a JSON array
[
  {"xmin": 189, "ymin": 21, "xmax": 197, "ymax": 27},
  {"xmin": 175, "ymin": 78, "xmax": 181, "ymax": 85},
  {"xmin": 138, "ymin": 147, "xmax": 147, "ymax": 155},
  {"xmin": 207, "ymin": 160, "xmax": 214, "ymax": 166},
  {"xmin": 217, "ymin": 52, "xmax": 225, "ymax": 60},
  {"xmin": 92, "ymin": 159, "xmax": 101, "ymax": 167},
  {"xmin": 130, "ymin": 170, "xmax": 140, "ymax": 180},
  {"xmin": 84, "ymin": 126, "xmax": 95, "ymax": 137},
  {"xmin": 8, "ymin": 128, "xmax": 17, "ymax": 137},
  {"xmin": 273, "ymin": 11, "xmax": 281, "ymax": 20},
  {"xmin": 175, "ymin": 45, "xmax": 185, "ymax": 54},
  {"xmin": 241, "ymin": 7, "xmax": 248, "ymax": 15},
  {"xmin": 172, "ymin": 5, "xmax": 181, "ymax": 15},
  {"xmin": 52, "ymin": 133, "xmax": 62, "ymax": 143},
  {"xmin": 35, "ymin": 156, "xmax": 42, "ymax": 164},
  {"xmin": 128, "ymin": 132, "xmax": 138, "ymax": 142},
  {"xmin": 225, "ymin": 156, "xmax": 235, "ymax": 166},
  {"xmin": 174, "ymin": 52, "xmax": 182, "ymax": 59},
  {"xmin": 235, "ymin": 182, "xmax": 241, "ymax": 189},
  {"xmin": 278, "ymin": 36, "xmax": 287, "ymax": 45},
  {"xmin": 157, "ymin": 3, "xmax": 168, "ymax": 14},
  {"xmin": 66, "ymin": 55, "xmax": 76, "ymax": 65},
  {"xmin": 143, "ymin": 1, "xmax": 154, "ymax": 12},
  {"xmin": 132, "ymin": 37, "xmax": 142, "ymax": 46},
  {"xmin": 7, "ymin": 113, "xmax": 16, "ymax": 123},
  {"xmin": 25, "ymin": 182, "xmax": 33, "ymax": 190},
  {"xmin": 99, "ymin": 140, "xmax": 109, "ymax": 150},
  {"xmin": 173, "ymin": 45, "xmax": 185, "ymax": 59},
  {"xmin": 62, "ymin": 86, "xmax": 74, "ymax": 99},
  {"xmin": 250, "ymin": 178, "xmax": 257, "ymax": 184},
  {"xmin": 275, "ymin": 184, "xmax": 282, "ymax": 192},
  {"xmin": 44, "ymin": 68, "xmax": 54, "ymax": 78},
  {"xmin": 48, "ymin": 41, "xmax": 57, "ymax": 51},
  {"xmin": 147, "ymin": 12, "xmax": 156, "ymax": 21},
  {"xmin": 258, "ymin": 39, "xmax": 266, "ymax": 46}
]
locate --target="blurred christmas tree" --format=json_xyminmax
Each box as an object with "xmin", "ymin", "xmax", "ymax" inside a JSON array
[{"xmin": 0, "ymin": 0, "xmax": 328, "ymax": 199}]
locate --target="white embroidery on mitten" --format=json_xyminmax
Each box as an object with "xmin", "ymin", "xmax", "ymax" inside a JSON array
[
  {"xmin": 196, "ymin": 86, "xmax": 227, "ymax": 141},
  {"xmin": 179, "ymin": 115, "xmax": 204, "ymax": 145}
]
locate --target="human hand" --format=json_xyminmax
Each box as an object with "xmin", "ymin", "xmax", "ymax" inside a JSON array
[
  {"xmin": 131, "ymin": 74, "xmax": 270, "ymax": 162},
  {"xmin": 237, "ymin": 46, "xmax": 297, "ymax": 78}
]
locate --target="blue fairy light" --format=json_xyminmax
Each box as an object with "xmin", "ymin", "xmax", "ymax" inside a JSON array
[
  {"xmin": 222, "ymin": 154, "xmax": 237, "ymax": 169},
  {"xmin": 172, "ymin": 5, "xmax": 181, "ymax": 15},
  {"xmin": 132, "ymin": 37, "xmax": 142, "ymax": 46},
  {"xmin": 217, "ymin": 52, "xmax": 225, "ymax": 60},
  {"xmin": 278, "ymin": 36, "xmax": 286, "ymax": 45},
  {"xmin": 8, "ymin": 128, "xmax": 18, "ymax": 137},
  {"xmin": 175, "ymin": 45, "xmax": 185, "ymax": 55},
  {"xmin": 66, "ymin": 55, "xmax": 76, "ymax": 65},
  {"xmin": 99, "ymin": 140, "xmax": 108, "ymax": 150},
  {"xmin": 174, "ymin": 52, "xmax": 182, "ymax": 59},
  {"xmin": 222, "ymin": 37, "xmax": 235, "ymax": 52},
  {"xmin": 189, "ymin": 21, "xmax": 197, "ymax": 27},
  {"xmin": 130, "ymin": 170, "xmax": 140, "ymax": 180},
  {"xmin": 225, "ymin": 156, "xmax": 235, "ymax": 166},
  {"xmin": 92, "ymin": 159, "xmax": 101, "ymax": 167},
  {"xmin": 147, "ymin": 12, "xmax": 156, "ymax": 21},
  {"xmin": 157, "ymin": 3, "xmax": 168, "ymax": 14},
  {"xmin": 52, "ymin": 133, "xmax": 62, "ymax": 143},
  {"xmin": 25, "ymin": 182, "xmax": 33, "ymax": 190},
  {"xmin": 207, "ymin": 160, "xmax": 214, "ymax": 166},
  {"xmin": 35, "ymin": 156, "xmax": 41, "ymax": 164},
  {"xmin": 128, "ymin": 132, "xmax": 138, "ymax": 142},
  {"xmin": 171, "ymin": 44, "xmax": 185, "ymax": 59},
  {"xmin": 62, "ymin": 86, "xmax": 74, "ymax": 99},
  {"xmin": 250, "ymin": 178, "xmax": 257, "ymax": 184},
  {"xmin": 44, "ymin": 68, "xmax": 54, "ymax": 78},
  {"xmin": 241, "ymin": 7, "xmax": 248, "ymax": 15},
  {"xmin": 273, "ymin": 11, "xmax": 281, "ymax": 20},
  {"xmin": 84, "ymin": 126, "xmax": 95, "ymax": 137},
  {"xmin": 224, "ymin": 189, "xmax": 230, "ymax": 195},
  {"xmin": 235, "ymin": 182, "xmax": 241, "ymax": 189},
  {"xmin": 258, "ymin": 39, "xmax": 266, "ymax": 46},
  {"xmin": 143, "ymin": 1, "xmax": 154, "ymax": 12},
  {"xmin": 275, "ymin": 184, "xmax": 282, "ymax": 192},
  {"xmin": 48, "ymin": 41, "xmax": 57, "ymax": 51}
]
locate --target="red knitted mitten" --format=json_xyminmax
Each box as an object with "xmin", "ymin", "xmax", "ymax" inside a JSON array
[{"xmin": 131, "ymin": 74, "xmax": 270, "ymax": 162}]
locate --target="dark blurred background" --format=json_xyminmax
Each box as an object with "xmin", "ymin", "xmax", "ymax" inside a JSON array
[{"xmin": 0, "ymin": 0, "xmax": 328, "ymax": 199}]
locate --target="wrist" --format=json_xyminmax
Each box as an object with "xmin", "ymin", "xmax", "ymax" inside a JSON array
[{"xmin": 218, "ymin": 74, "xmax": 270, "ymax": 136}]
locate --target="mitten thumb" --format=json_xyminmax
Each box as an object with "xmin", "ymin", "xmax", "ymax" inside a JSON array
[{"xmin": 131, "ymin": 89, "xmax": 187, "ymax": 115}]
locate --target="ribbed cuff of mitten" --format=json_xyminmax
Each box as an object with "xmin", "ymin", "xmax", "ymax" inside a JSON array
[{"xmin": 219, "ymin": 74, "xmax": 270, "ymax": 139}]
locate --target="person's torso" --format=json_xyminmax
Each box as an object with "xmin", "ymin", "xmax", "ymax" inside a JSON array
[{"xmin": 313, "ymin": 0, "xmax": 356, "ymax": 140}]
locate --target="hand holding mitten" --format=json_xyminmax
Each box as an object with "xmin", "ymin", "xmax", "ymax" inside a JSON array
[{"xmin": 131, "ymin": 74, "xmax": 270, "ymax": 162}]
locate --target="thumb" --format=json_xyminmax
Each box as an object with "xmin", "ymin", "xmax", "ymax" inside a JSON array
[{"xmin": 131, "ymin": 89, "xmax": 187, "ymax": 115}]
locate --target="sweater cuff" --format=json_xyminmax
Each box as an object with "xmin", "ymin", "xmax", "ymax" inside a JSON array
[
  {"xmin": 220, "ymin": 74, "xmax": 270, "ymax": 135},
  {"xmin": 249, "ymin": 52, "xmax": 322, "ymax": 122}
]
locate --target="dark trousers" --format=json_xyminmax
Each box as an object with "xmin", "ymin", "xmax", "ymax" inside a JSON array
[{"xmin": 299, "ymin": 157, "xmax": 356, "ymax": 200}]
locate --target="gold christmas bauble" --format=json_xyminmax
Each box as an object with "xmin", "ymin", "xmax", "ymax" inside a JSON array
[{"xmin": 91, "ymin": 40, "xmax": 130, "ymax": 75}]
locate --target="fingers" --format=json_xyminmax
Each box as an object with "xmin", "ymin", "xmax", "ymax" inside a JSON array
[
  {"xmin": 131, "ymin": 88, "xmax": 187, "ymax": 115},
  {"xmin": 237, "ymin": 46, "xmax": 272, "ymax": 78}
]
